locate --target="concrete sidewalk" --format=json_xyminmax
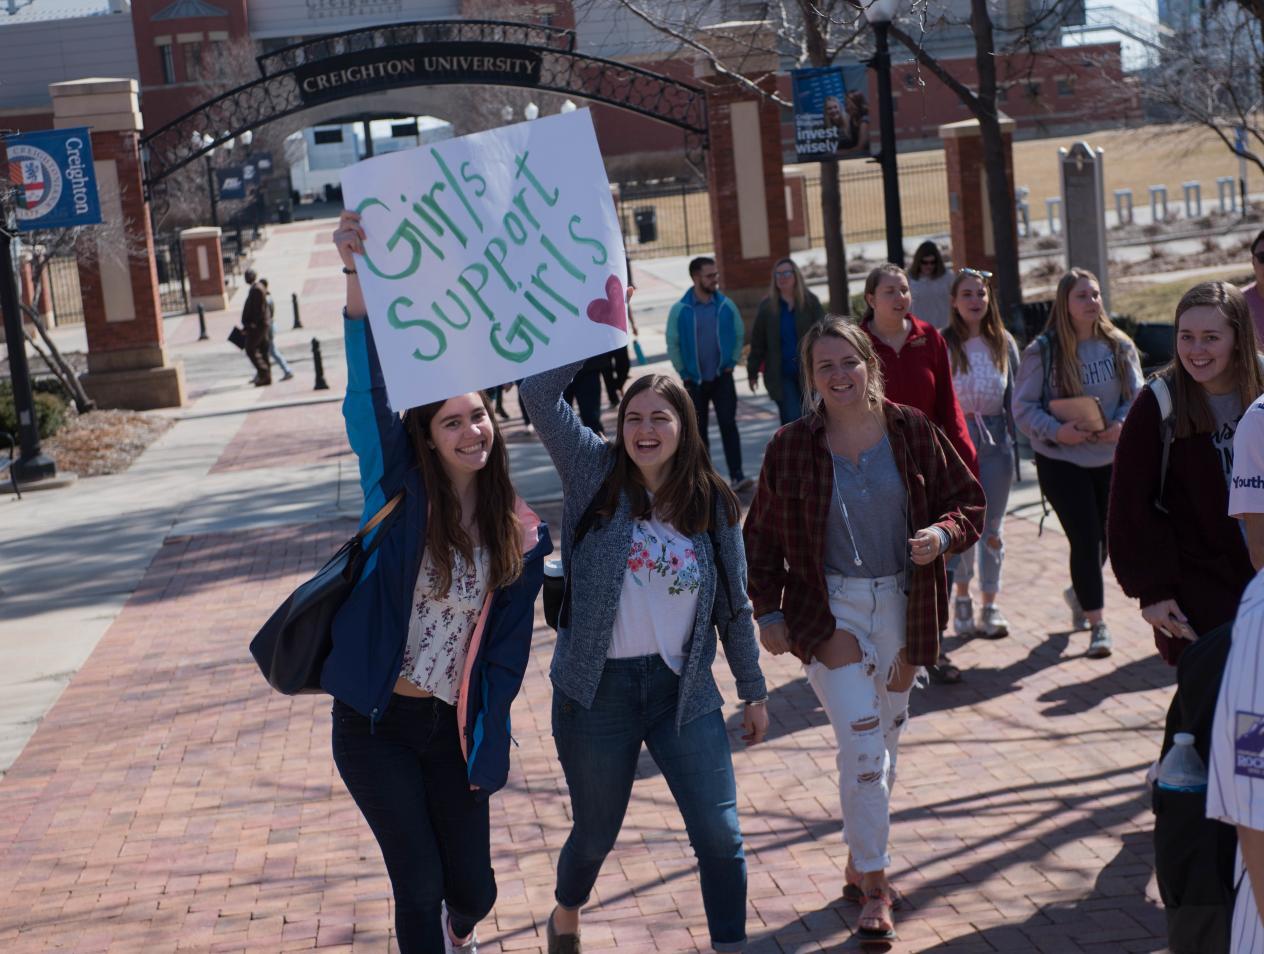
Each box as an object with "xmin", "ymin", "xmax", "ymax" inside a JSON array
[{"xmin": 0, "ymin": 217, "xmax": 1171, "ymax": 952}]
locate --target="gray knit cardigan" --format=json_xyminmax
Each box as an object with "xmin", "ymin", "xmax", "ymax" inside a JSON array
[{"xmin": 520, "ymin": 361, "xmax": 768, "ymax": 725}]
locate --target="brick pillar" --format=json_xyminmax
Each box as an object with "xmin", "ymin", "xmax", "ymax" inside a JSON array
[
  {"xmin": 49, "ymin": 77, "xmax": 185, "ymax": 410},
  {"xmin": 696, "ymin": 25, "xmax": 788, "ymax": 323},
  {"xmin": 180, "ymin": 227, "xmax": 228, "ymax": 312},
  {"xmin": 940, "ymin": 115, "xmax": 1018, "ymax": 274}
]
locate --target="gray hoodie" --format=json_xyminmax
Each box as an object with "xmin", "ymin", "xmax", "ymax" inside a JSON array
[{"xmin": 1013, "ymin": 334, "xmax": 1143, "ymax": 468}]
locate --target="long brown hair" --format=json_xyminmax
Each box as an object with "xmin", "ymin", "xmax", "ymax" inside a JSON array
[
  {"xmin": 596, "ymin": 374, "xmax": 740, "ymax": 534},
  {"xmin": 799, "ymin": 315, "xmax": 887, "ymax": 415},
  {"xmin": 944, "ymin": 270, "xmax": 1008, "ymax": 376},
  {"xmin": 404, "ymin": 393, "xmax": 523, "ymax": 596},
  {"xmin": 767, "ymin": 257, "xmax": 806, "ymax": 314},
  {"xmin": 1042, "ymin": 268, "xmax": 1136, "ymax": 400},
  {"xmin": 1163, "ymin": 281, "xmax": 1264, "ymax": 438},
  {"xmin": 860, "ymin": 263, "xmax": 908, "ymax": 323}
]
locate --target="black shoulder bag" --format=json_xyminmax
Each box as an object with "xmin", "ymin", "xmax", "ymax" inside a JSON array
[{"xmin": 249, "ymin": 492, "xmax": 403, "ymax": 694}]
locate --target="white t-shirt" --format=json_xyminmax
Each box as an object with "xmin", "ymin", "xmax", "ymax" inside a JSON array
[
  {"xmin": 609, "ymin": 513, "xmax": 702, "ymax": 673},
  {"xmin": 1231, "ymin": 397, "xmax": 1264, "ymax": 518},
  {"xmin": 1207, "ymin": 569, "xmax": 1264, "ymax": 954},
  {"xmin": 952, "ymin": 337, "xmax": 1007, "ymax": 417},
  {"xmin": 399, "ymin": 546, "xmax": 489, "ymax": 704}
]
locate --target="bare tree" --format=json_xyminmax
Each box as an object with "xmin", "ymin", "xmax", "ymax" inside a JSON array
[
  {"xmin": 575, "ymin": 0, "xmax": 863, "ymax": 312},
  {"xmin": 584, "ymin": 0, "xmax": 1094, "ymax": 327},
  {"xmin": 1134, "ymin": 2, "xmax": 1264, "ymax": 180}
]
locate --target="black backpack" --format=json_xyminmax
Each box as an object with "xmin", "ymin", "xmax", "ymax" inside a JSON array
[{"xmin": 1152, "ymin": 621, "xmax": 1238, "ymax": 954}]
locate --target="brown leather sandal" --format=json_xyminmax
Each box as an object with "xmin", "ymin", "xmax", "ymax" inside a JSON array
[{"xmin": 857, "ymin": 886, "xmax": 897, "ymax": 941}]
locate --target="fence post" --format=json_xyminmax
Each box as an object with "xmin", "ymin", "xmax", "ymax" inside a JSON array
[
  {"xmin": 1045, "ymin": 198, "xmax": 1062, "ymax": 234},
  {"xmin": 197, "ymin": 304, "xmax": 208, "ymax": 341},
  {"xmin": 292, "ymin": 292, "xmax": 303, "ymax": 329},
  {"xmin": 681, "ymin": 184, "xmax": 691, "ymax": 256},
  {"xmin": 1182, "ymin": 181, "xmax": 1202, "ymax": 218},
  {"xmin": 311, "ymin": 338, "xmax": 330, "ymax": 390},
  {"xmin": 1218, "ymin": 176, "xmax": 1238, "ymax": 213}
]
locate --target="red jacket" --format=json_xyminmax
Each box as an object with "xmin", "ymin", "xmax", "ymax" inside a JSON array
[
  {"xmin": 862, "ymin": 315, "xmax": 978, "ymax": 475},
  {"xmin": 1107, "ymin": 385, "xmax": 1254, "ymax": 664},
  {"xmin": 743, "ymin": 401, "xmax": 984, "ymax": 667}
]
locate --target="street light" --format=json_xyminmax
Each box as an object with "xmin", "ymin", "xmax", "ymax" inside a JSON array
[
  {"xmin": 559, "ymin": 99, "xmax": 577, "ymax": 114},
  {"xmin": 524, "ymin": 102, "xmax": 540, "ymax": 121},
  {"xmin": 864, "ymin": 0, "xmax": 905, "ymax": 267},
  {"xmin": 501, "ymin": 105, "xmax": 514, "ymax": 123}
]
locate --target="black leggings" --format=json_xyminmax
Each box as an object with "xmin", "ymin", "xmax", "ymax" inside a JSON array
[{"xmin": 1035, "ymin": 454, "xmax": 1112, "ymax": 613}]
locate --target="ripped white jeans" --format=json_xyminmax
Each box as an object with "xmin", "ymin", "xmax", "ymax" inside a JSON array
[{"xmin": 804, "ymin": 573, "xmax": 913, "ymax": 874}]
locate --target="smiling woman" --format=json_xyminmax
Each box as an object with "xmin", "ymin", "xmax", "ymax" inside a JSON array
[
  {"xmin": 320, "ymin": 209, "xmax": 554, "ymax": 954},
  {"xmin": 518, "ymin": 352, "xmax": 768, "ymax": 953},
  {"xmin": 743, "ymin": 315, "xmax": 983, "ymax": 945},
  {"xmin": 1108, "ymin": 280, "xmax": 1263, "ymax": 665}
]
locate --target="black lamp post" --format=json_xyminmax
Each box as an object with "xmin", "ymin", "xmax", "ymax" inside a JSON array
[
  {"xmin": 197, "ymin": 133, "xmax": 219, "ymax": 228},
  {"xmin": 0, "ymin": 138, "xmax": 57, "ymax": 483},
  {"xmin": 866, "ymin": 0, "xmax": 904, "ymax": 267}
]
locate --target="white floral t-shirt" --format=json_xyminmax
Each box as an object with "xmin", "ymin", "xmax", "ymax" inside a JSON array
[
  {"xmin": 608, "ymin": 513, "xmax": 702, "ymax": 673},
  {"xmin": 399, "ymin": 545, "xmax": 489, "ymax": 704}
]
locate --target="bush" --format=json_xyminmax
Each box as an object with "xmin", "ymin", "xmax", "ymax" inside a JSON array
[{"xmin": 0, "ymin": 383, "xmax": 69, "ymax": 440}]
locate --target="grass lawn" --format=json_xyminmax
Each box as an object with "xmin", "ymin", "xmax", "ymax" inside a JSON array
[{"xmin": 1112, "ymin": 268, "xmax": 1252, "ymax": 324}]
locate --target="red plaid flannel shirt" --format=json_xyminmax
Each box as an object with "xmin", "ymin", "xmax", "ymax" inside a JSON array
[{"xmin": 743, "ymin": 401, "xmax": 984, "ymax": 667}]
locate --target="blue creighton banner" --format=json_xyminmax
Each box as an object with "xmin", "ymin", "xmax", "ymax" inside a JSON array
[{"xmin": 7, "ymin": 127, "xmax": 102, "ymax": 232}]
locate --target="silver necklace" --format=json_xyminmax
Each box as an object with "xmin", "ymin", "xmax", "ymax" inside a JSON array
[{"xmin": 824, "ymin": 432, "xmax": 864, "ymax": 567}]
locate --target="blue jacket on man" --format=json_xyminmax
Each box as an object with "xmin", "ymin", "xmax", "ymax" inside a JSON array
[
  {"xmin": 665, "ymin": 288, "xmax": 745, "ymax": 385},
  {"xmin": 323, "ymin": 317, "xmax": 552, "ymax": 796}
]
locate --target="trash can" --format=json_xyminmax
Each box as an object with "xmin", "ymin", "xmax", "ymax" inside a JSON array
[{"xmin": 634, "ymin": 207, "xmax": 657, "ymax": 244}]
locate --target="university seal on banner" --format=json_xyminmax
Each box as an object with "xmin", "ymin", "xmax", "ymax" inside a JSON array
[
  {"xmin": 8, "ymin": 146, "xmax": 62, "ymax": 220},
  {"xmin": 1235, "ymin": 711, "xmax": 1264, "ymax": 779}
]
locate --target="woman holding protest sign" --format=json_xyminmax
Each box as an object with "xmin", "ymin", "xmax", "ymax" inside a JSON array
[
  {"xmin": 328, "ymin": 210, "xmax": 552, "ymax": 954},
  {"xmin": 520, "ymin": 344, "xmax": 769, "ymax": 953}
]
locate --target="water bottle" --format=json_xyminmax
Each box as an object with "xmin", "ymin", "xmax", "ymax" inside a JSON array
[{"xmin": 1156, "ymin": 733, "xmax": 1208, "ymax": 793}]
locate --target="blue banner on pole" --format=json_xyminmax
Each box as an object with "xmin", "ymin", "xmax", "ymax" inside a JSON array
[
  {"xmin": 7, "ymin": 127, "xmax": 102, "ymax": 232},
  {"xmin": 791, "ymin": 66, "xmax": 871, "ymax": 163},
  {"xmin": 216, "ymin": 166, "xmax": 246, "ymax": 201}
]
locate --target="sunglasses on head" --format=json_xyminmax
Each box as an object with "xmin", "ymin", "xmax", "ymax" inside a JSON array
[{"xmin": 959, "ymin": 267, "xmax": 993, "ymax": 279}]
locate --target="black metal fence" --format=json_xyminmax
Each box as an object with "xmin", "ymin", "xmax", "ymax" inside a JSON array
[
  {"xmin": 615, "ymin": 180, "xmax": 712, "ymax": 260},
  {"xmin": 802, "ymin": 157, "xmax": 950, "ymax": 247},
  {"xmin": 154, "ymin": 236, "xmax": 189, "ymax": 316},
  {"xmin": 614, "ymin": 158, "xmax": 950, "ymax": 261},
  {"xmin": 44, "ymin": 255, "xmax": 84, "ymax": 326}
]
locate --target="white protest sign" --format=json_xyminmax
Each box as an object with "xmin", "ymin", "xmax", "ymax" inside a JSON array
[{"xmin": 340, "ymin": 109, "xmax": 628, "ymax": 411}]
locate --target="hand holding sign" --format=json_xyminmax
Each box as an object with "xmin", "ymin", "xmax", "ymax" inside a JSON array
[{"xmin": 340, "ymin": 109, "xmax": 627, "ymax": 411}]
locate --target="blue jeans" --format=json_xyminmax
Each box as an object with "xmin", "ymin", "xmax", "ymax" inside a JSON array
[
  {"xmin": 332, "ymin": 696, "xmax": 494, "ymax": 953},
  {"xmin": 952, "ymin": 415, "xmax": 1013, "ymax": 593},
  {"xmin": 775, "ymin": 371, "xmax": 802, "ymax": 426},
  {"xmin": 552, "ymin": 655, "xmax": 748, "ymax": 950}
]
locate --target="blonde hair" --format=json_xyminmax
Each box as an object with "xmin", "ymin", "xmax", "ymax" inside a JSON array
[
  {"xmin": 1043, "ymin": 268, "xmax": 1135, "ymax": 400},
  {"xmin": 799, "ymin": 314, "xmax": 886, "ymax": 416},
  {"xmin": 767, "ymin": 257, "xmax": 806, "ymax": 314}
]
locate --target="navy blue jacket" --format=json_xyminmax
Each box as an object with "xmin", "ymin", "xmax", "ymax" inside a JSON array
[{"xmin": 323, "ymin": 317, "xmax": 552, "ymax": 795}]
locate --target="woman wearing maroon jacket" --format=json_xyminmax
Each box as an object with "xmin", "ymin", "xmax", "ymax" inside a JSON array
[
  {"xmin": 1109, "ymin": 281, "xmax": 1263, "ymax": 665},
  {"xmin": 860, "ymin": 264, "xmax": 978, "ymax": 476},
  {"xmin": 744, "ymin": 316, "xmax": 983, "ymax": 943}
]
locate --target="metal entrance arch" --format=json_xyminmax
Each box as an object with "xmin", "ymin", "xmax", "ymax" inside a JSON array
[{"xmin": 140, "ymin": 18, "xmax": 708, "ymax": 189}]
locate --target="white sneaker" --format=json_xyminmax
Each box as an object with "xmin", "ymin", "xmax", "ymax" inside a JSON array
[
  {"xmin": 953, "ymin": 596, "xmax": 975, "ymax": 636},
  {"xmin": 1063, "ymin": 586, "xmax": 1089, "ymax": 631},
  {"xmin": 979, "ymin": 603, "xmax": 1010, "ymax": 639},
  {"xmin": 442, "ymin": 900, "xmax": 478, "ymax": 954}
]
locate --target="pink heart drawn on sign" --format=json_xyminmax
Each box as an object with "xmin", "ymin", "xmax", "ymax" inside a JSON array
[{"xmin": 586, "ymin": 275, "xmax": 626, "ymax": 334}]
